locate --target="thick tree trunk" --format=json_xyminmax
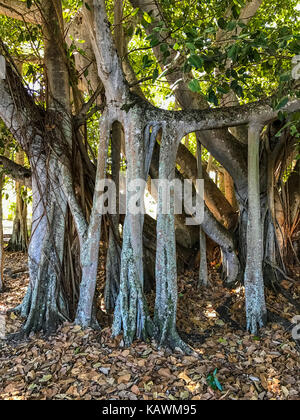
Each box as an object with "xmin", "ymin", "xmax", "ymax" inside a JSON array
[
  {"xmin": 13, "ymin": 154, "xmax": 70, "ymax": 335},
  {"xmin": 154, "ymin": 129, "xmax": 191, "ymax": 352},
  {"xmin": 244, "ymin": 123, "xmax": 267, "ymax": 334},
  {"xmin": 112, "ymin": 117, "xmax": 155, "ymax": 345},
  {"xmin": 104, "ymin": 1, "xmax": 125, "ymax": 310},
  {"xmin": 75, "ymin": 115, "xmax": 110, "ymax": 328},
  {"xmin": 105, "ymin": 122, "xmax": 122, "ymax": 310}
]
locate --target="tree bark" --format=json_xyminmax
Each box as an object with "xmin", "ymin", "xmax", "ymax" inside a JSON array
[
  {"xmin": 7, "ymin": 151, "xmax": 28, "ymax": 252},
  {"xmin": 197, "ymin": 140, "xmax": 208, "ymax": 287},
  {"xmin": 224, "ymin": 170, "xmax": 238, "ymax": 212},
  {"xmin": 74, "ymin": 113, "xmax": 110, "ymax": 328},
  {"xmin": 7, "ymin": 0, "xmax": 74, "ymax": 335},
  {"xmin": 104, "ymin": 0, "xmax": 125, "ymax": 311},
  {"xmin": 154, "ymin": 128, "xmax": 191, "ymax": 352},
  {"xmin": 112, "ymin": 117, "xmax": 155, "ymax": 345},
  {"xmin": 0, "ymin": 173, "xmax": 4, "ymax": 292},
  {"xmin": 244, "ymin": 123, "xmax": 267, "ymax": 334},
  {"xmin": 13, "ymin": 152, "xmax": 70, "ymax": 335},
  {"xmin": 104, "ymin": 122, "xmax": 122, "ymax": 311}
]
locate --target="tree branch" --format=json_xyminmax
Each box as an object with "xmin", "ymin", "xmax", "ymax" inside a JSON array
[
  {"xmin": 128, "ymin": 0, "xmax": 253, "ymax": 182},
  {"xmin": 0, "ymin": 0, "xmax": 41, "ymax": 24},
  {"xmin": 0, "ymin": 154, "xmax": 32, "ymax": 187},
  {"xmin": 176, "ymin": 143, "xmax": 238, "ymax": 229},
  {"xmin": 83, "ymin": 0, "xmax": 128, "ymax": 102},
  {"xmin": 148, "ymin": 98, "xmax": 300, "ymax": 139},
  {"xmin": 0, "ymin": 61, "xmax": 43, "ymax": 150}
]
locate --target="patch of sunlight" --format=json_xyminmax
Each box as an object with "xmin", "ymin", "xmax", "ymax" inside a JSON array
[
  {"xmin": 209, "ymin": 171, "xmax": 217, "ymax": 183},
  {"xmin": 233, "ymin": 286, "xmax": 245, "ymax": 296},
  {"xmin": 204, "ymin": 304, "xmax": 217, "ymax": 319},
  {"xmin": 144, "ymin": 189, "xmax": 157, "ymax": 219}
]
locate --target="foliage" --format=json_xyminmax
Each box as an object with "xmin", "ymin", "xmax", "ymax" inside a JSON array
[{"xmin": 207, "ymin": 368, "xmax": 223, "ymax": 391}]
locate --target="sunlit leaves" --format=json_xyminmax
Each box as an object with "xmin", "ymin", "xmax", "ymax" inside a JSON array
[{"xmin": 141, "ymin": 11, "xmax": 153, "ymax": 27}]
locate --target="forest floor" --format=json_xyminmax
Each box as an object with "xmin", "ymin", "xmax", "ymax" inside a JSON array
[{"xmin": 0, "ymin": 251, "xmax": 299, "ymax": 400}]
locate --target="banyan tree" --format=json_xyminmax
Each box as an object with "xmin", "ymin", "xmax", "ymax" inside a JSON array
[{"xmin": 0, "ymin": 0, "xmax": 299, "ymax": 351}]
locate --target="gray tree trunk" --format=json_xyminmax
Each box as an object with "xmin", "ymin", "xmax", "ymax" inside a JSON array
[
  {"xmin": 105, "ymin": 122, "xmax": 122, "ymax": 310},
  {"xmin": 112, "ymin": 117, "xmax": 156, "ymax": 345},
  {"xmin": 154, "ymin": 128, "xmax": 191, "ymax": 352},
  {"xmin": 244, "ymin": 123, "xmax": 267, "ymax": 334},
  {"xmin": 197, "ymin": 140, "xmax": 208, "ymax": 287},
  {"xmin": 13, "ymin": 153, "xmax": 70, "ymax": 335}
]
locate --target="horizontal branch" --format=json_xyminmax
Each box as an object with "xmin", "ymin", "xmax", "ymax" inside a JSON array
[
  {"xmin": 0, "ymin": 155, "xmax": 32, "ymax": 187},
  {"xmin": 148, "ymin": 98, "xmax": 300, "ymax": 139},
  {"xmin": 0, "ymin": 0, "xmax": 41, "ymax": 24}
]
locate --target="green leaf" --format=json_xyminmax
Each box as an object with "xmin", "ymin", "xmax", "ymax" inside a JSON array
[
  {"xmin": 231, "ymin": 80, "xmax": 244, "ymax": 98},
  {"xmin": 188, "ymin": 79, "xmax": 201, "ymax": 93},
  {"xmin": 152, "ymin": 68, "xmax": 159, "ymax": 82},
  {"xmin": 208, "ymin": 89, "xmax": 218, "ymax": 106},
  {"xmin": 188, "ymin": 54, "xmax": 203, "ymax": 69},
  {"xmin": 275, "ymin": 97, "xmax": 289, "ymax": 110},
  {"xmin": 186, "ymin": 42, "xmax": 196, "ymax": 51},
  {"xmin": 227, "ymin": 21, "xmax": 237, "ymax": 31},
  {"xmin": 279, "ymin": 73, "xmax": 291, "ymax": 82},
  {"xmin": 150, "ymin": 38, "xmax": 160, "ymax": 48},
  {"xmin": 26, "ymin": 0, "xmax": 32, "ymax": 9},
  {"xmin": 228, "ymin": 44, "xmax": 239, "ymax": 61},
  {"xmin": 217, "ymin": 84, "xmax": 230, "ymax": 94},
  {"xmin": 131, "ymin": 8, "xmax": 139, "ymax": 17},
  {"xmin": 207, "ymin": 369, "xmax": 223, "ymax": 392},
  {"xmin": 214, "ymin": 376, "xmax": 223, "ymax": 392},
  {"xmin": 290, "ymin": 125, "xmax": 299, "ymax": 136},
  {"xmin": 160, "ymin": 43, "xmax": 168, "ymax": 53},
  {"xmin": 143, "ymin": 12, "xmax": 152, "ymax": 24}
]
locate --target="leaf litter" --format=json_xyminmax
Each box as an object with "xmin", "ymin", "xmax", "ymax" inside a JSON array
[{"xmin": 0, "ymin": 251, "xmax": 299, "ymax": 400}]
